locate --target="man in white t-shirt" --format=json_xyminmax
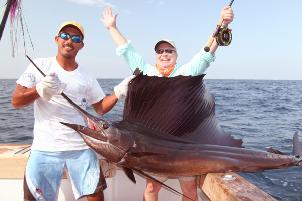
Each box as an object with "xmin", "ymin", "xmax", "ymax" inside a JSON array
[{"xmin": 11, "ymin": 21, "xmax": 131, "ymax": 201}]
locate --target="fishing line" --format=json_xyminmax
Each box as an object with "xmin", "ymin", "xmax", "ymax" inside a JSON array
[{"xmin": 14, "ymin": 145, "xmax": 31, "ymax": 154}]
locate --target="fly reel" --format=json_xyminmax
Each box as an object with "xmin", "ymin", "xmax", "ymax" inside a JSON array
[{"xmin": 215, "ymin": 27, "xmax": 232, "ymax": 46}]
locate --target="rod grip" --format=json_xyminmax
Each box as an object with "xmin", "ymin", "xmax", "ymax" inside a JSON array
[
  {"xmin": 204, "ymin": 37, "xmax": 215, "ymax": 52},
  {"xmin": 204, "ymin": 19, "xmax": 224, "ymax": 52}
]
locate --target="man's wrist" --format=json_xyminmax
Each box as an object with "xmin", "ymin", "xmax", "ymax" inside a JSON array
[{"xmin": 221, "ymin": 21, "xmax": 228, "ymax": 27}]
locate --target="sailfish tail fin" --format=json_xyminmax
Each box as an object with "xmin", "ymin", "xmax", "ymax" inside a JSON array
[
  {"xmin": 292, "ymin": 132, "xmax": 302, "ymax": 166},
  {"xmin": 293, "ymin": 131, "xmax": 302, "ymax": 156}
]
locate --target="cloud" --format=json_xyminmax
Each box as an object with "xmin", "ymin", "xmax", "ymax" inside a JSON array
[
  {"xmin": 66, "ymin": 0, "xmax": 115, "ymax": 8},
  {"xmin": 145, "ymin": 0, "xmax": 165, "ymax": 6},
  {"xmin": 158, "ymin": 1, "xmax": 165, "ymax": 6}
]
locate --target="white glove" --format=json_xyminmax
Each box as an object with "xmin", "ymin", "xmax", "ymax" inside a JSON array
[
  {"xmin": 36, "ymin": 73, "xmax": 66, "ymax": 101},
  {"xmin": 114, "ymin": 75, "xmax": 135, "ymax": 99}
]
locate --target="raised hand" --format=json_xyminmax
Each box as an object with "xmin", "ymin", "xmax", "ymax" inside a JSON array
[
  {"xmin": 101, "ymin": 7, "xmax": 118, "ymax": 30},
  {"xmin": 220, "ymin": 6, "xmax": 234, "ymax": 26}
]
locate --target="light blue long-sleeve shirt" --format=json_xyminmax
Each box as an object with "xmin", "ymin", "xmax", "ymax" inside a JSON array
[{"xmin": 116, "ymin": 41, "xmax": 216, "ymax": 77}]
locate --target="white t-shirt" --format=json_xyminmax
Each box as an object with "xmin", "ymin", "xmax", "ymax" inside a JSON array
[{"xmin": 16, "ymin": 57, "xmax": 105, "ymax": 151}]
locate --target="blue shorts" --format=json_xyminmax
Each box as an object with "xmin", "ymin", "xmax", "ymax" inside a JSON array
[{"xmin": 25, "ymin": 149, "xmax": 106, "ymax": 200}]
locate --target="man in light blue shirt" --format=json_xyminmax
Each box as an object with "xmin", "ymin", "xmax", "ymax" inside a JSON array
[
  {"xmin": 101, "ymin": 6, "xmax": 234, "ymax": 201},
  {"xmin": 115, "ymin": 39, "xmax": 215, "ymax": 77}
]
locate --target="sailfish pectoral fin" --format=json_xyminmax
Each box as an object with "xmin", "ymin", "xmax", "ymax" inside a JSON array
[{"xmin": 121, "ymin": 167, "xmax": 136, "ymax": 183}]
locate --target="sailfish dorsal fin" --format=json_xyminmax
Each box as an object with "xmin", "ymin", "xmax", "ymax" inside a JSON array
[{"xmin": 123, "ymin": 73, "xmax": 243, "ymax": 147}]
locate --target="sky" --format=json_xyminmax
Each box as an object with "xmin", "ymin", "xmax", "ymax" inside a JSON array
[{"xmin": 0, "ymin": 0, "xmax": 301, "ymax": 80}]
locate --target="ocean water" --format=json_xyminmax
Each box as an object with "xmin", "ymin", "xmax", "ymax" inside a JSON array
[{"xmin": 1, "ymin": 78, "xmax": 302, "ymax": 201}]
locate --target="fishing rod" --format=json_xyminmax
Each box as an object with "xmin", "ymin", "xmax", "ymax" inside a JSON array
[
  {"xmin": 204, "ymin": 0, "xmax": 235, "ymax": 52},
  {"xmin": 0, "ymin": 0, "xmax": 16, "ymax": 41}
]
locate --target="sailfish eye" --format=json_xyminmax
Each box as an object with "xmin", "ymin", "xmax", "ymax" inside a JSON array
[{"xmin": 102, "ymin": 123, "xmax": 109, "ymax": 129}]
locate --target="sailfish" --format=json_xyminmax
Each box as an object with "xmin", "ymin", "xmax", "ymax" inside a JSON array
[{"xmin": 61, "ymin": 73, "xmax": 302, "ymax": 180}]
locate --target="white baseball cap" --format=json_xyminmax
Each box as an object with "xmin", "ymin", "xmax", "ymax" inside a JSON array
[{"xmin": 154, "ymin": 39, "xmax": 177, "ymax": 51}]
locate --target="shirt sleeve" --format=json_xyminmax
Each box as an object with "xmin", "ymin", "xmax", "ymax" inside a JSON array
[
  {"xmin": 116, "ymin": 41, "xmax": 149, "ymax": 73},
  {"xmin": 86, "ymin": 78, "xmax": 106, "ymax": 105},
  {"xmin": 16, "ymin": 62, "xmax": 39, "ymax": 88},
  {"xmin": 175, "ymin": 51, "xmax": 216, "ymax": 76}
]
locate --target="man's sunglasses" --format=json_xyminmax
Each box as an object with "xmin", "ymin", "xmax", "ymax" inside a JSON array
[
  {"xmin": 58, "ymin": 32, "xmax": 83, "ymax": 43},
  {"xmin": 156, "ymin": 49, "xmax": 176, "ymax": 54}
]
